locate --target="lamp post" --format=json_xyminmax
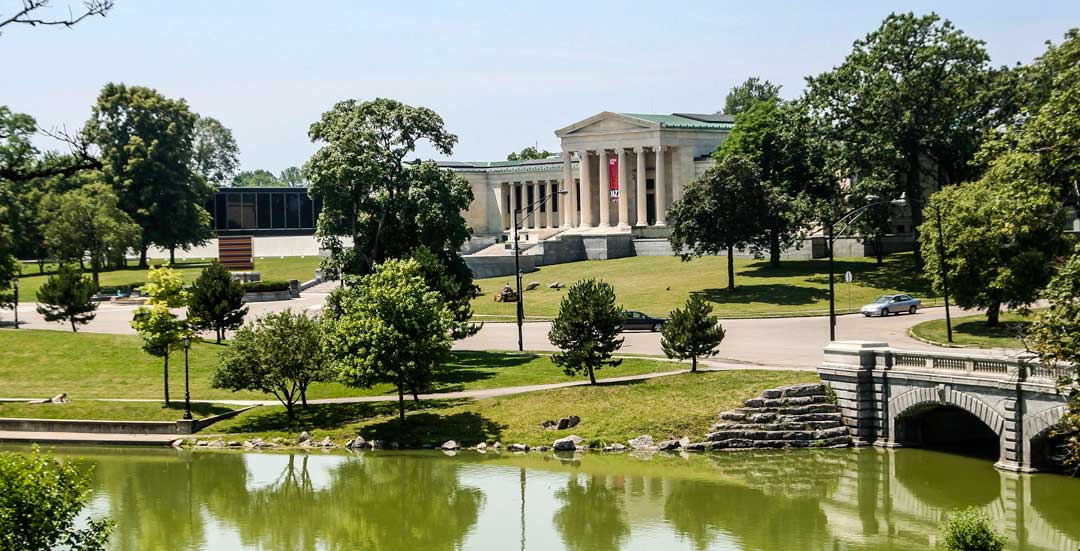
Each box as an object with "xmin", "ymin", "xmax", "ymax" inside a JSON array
[
  {"xmin": 181, "ymin": 337, "xmax": 192, "ymax": 420},
  {"xmin": 12, "ymin": 279, "xmax": 18, "ymax": 329},
  {"xmin": 892, "ymin": 193, "xmax": 953, "ymax": 343},
  {"xmin": 513, "ymin": 188, "xmax": 569, "ymax": 351},
  {"xmin": 827, "ymin": 195, "xmax": 885, "ymax": 342}
]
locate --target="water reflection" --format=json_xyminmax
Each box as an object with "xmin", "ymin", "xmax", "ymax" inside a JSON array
[{"xmin": 20, "ymin": 446, "xmax": 1080, "ymax": 551}]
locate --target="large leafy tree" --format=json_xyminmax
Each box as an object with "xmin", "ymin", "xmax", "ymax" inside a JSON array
[
  {"xmin": 277, "ymin": 166, "xmax": 307, "ymax": 187},
  {"xmin": 231, "ymin": 169, "xmax": 280, "ymax": 187},
  {"xmin": 83, "ymin": 83, "xmax": 213, "ymax": 267},
  {"xmin": 322, "ymin": 258, "xmax": 454, "ymax": 425},
  {"xmin": 715, "ymin": 98, "xmax": 834, "ymax": 266},
  {"xmin": 0, "ymin": 201, "xmax": 17, "ymax": 311},
  {"xmin": 37, "ymin": 181, "xmax": 141, "ymax": 285},
  {"xmin": 661, "ymin": 295, "xmax": 726, "ymax": 373},
  {"xmin": 548, "ymin": 278, "xmax": 625, "ymax": 385},
  {"xmin": 304, "ymin": 98, "xmax": 469, "ymax": 280},
  {"xmin": 919, "ymin": 152, "xmax": 1069, "ymax": 326},
  {"xmin": 506, "ymin": 146, "xmax": 553, "ymax": 161},
  {"xmin": 190, "ymin": 115, "xmax": 240, "ymax": 187},
  {"xmin": 131, "ymin": 266, "xmax": 189, "ymax": 405},
  {"xmin": 668, "ymin": 155, "xmax": 769, "ymax": 291},
  {"xmin": 213, "ymin": 309, "xmax": 332, "ymax": 418},
  {"xmin": 187, "ymin": 260, "xmax": 248, "ymax": 343},
  {"xmin": 0, "ymin": 446, "xmax": 112, "ymax": 551},
  {"xmin": 721, "ymin": 77, "xmax": 781, "ymax": 117},
  {"xmin": 805, "ymin": 12, "xmax": 996, "ymax": 268},
  {"xmin": 35, "ymin": 264, "xmax": 98, "ymax": 332}
]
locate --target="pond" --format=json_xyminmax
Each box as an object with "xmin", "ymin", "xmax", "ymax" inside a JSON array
[{"xmin": 24, "ymin": 446, "xmax": 1080, "ymax": 550}]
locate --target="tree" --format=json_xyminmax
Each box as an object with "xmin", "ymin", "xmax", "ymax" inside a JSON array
[
  {"xmin": 83, "ymin": 83, "xmax": 212, "ymax": 267},
  {"xmin": 0, "ymin": 202, "xmax": 18, "ymax": 311},
  {"xmin": 187, "ymin": 260, "xmax": 248, "ymax": 343},
  {"xmin": 919, "ymin": 153, "xmax": 1069, "ymax": 326},
  {"xmin": 321, "ymin": 258, "xmax": 453, "ymax": 425},
  {"xmin": 213, "ymin": 309, "xmax": 332, "ymax": 419},
  {"xmin": 805, "ymin": 13, "xmax": 995, "ymax": 269},
  {"xmin": 231, "ymin": 169, "xmax": 280, "ymax": 188},
  {"xmin": 1030, "ymin": 243, "xmax": 1080, "ymax": 471},
  {"xmin": 35, "ymin": 264, "xmax": 97, "ymax": 331},
  {"xmin": 130, "ymin": 266, "xmax": 188, "ymax": 405},
  {"xmin": 661, "ymin": 295, "xmax": 726, "ymax": 373},
  {"xmin": 668, "ymin": 155, "xmax": 769, "ymax": 291},
  {"xmin": 37, "ymin": 181, "xmax": 141, "ymax": 285},
  {"xmin": 190, "ymin": 115, "xmax": 240, "ymax": 186},
  {"xmin": 0, "ymin": 446, "xmax": 112, "ymax": 551},
  {"xmin": 939, "ymin": 508, "xmax": 1005, "ymax": 551},
  {"xmin": 411, "ymin": 245, "xmax": 481, "ymax": 340},
  {"xmin": 0, "ymin": 1, "xmax": 112, "ymax": 35},
  {"xmin": 548, "ymin": 278, "xmax": 624, "ymax": 385},
  {"xmin": 278, "ymin": 166, "xmax": 307, "ymax": 187},
  {"xmin": 304, "ymin": 98, "xmax": 467, "ymax": 280},
  {"xmin": 715, "ymin": 98, "xmax": 834, "ymax": 266},
  {"xmin": 506, "ymin": 146, "xmax": 553, "ymax": 161},
  {"xmin": 721, "ymin": 77, "xmax": 781, "ymax": 116}
]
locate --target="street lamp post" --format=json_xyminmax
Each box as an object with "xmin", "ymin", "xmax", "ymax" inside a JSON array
[
  {"xmin": 892, "ymin": 193, "xmax": 953, "ymax": 343},
  {"xmin": 513, "ymin": 188, "xmax": 568, "ymax": 352},
  {"xmin": 181, "ymin": 337, "xmax": 192, "ymax": 420},
  {"xmin": 12, "ymin": 279, "xmax": 18, "ymax": 329},
  {"xmin": 827, "ymin": 195, "xmax": 884, "ymax": 342}
]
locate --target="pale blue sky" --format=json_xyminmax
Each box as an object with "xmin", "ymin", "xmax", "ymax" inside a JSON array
[{"xmin": 3, "ymin": 1, "xmax": 1077, "ymax": 173}]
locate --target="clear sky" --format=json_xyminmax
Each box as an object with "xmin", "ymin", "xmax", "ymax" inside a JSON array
[{"xmin": 3, "ymin": 0, "xmax": 1078, "ymax": 174}]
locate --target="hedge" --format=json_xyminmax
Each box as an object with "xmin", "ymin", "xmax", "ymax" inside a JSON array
[{"xmin": 242, "ymin": 280, "xmax": 291, "ymax": 293}]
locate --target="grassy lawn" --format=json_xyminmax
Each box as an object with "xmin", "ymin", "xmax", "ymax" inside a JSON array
[
  {"xmin": 208, "ymin": 369, "xmax": 817, "ymax": 447},
  {"xmin": 0, "ymin": 330, "xmax": 678, "ymax": 402},
  {"xmin": 0, "ymin": 401, "xmax": 238, "ymax": 421},
  {"xmin": 14, "ymin": 256, "xmax": 321, "ymax": 302},
  {"xmin": 908, "ymin": 311, "xmax": 1036, "ymax": 349},
  {"xmin": 471, "ymin": 253, "xmax": 939, "ymax": 320}
]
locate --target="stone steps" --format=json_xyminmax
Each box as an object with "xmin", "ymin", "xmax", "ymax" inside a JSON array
[{"xmin": 710, "ymin": 420, "xmax": 843, "ymax": 432}]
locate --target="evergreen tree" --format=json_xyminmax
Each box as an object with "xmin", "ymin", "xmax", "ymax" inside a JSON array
[
  {"xmin": 548, "ymin": 279, "xmax": 624, "ymax": 385},
  {"xmin": 35, "ymin": 264, "xmax": 98, "ymax": 332},
  {"xmin": 187, "ymin": 261, "xmax": 248, "ymax": 343},
  {"xmin": 661, "ymin": 295, "xmax": 726, "ymax": 373}
]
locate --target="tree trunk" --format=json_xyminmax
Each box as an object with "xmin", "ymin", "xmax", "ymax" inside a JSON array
[
  {"xmin": 588, "ymin": 366, "xmax": 597, "ymax": 385},
  {"xmin": 691, "ymin": 356, "xmax": 698, "ymax": 373},
  {"xmin": 216, "ymin": 327, "xmax": 222, "ymax": 344},
  {"xmin": 79, "ymin": 258, "xmax": 85, "ymax": 270},
  {"xmin": 397, "ymin": 382, "xmax": 406, "ymax": 426},
  {"xmin": 906, "ymin": 155, "xmax": 925, "ymax": 270},
  {"xmin": 37, "ymin": 259, "xmax": 44, "ymax": 274},
  {"xmin": 411, "ymin": 387, "xmax": 420, "ymax": 403},
  {"xmin": 90, "ymin": 259, "xmax": 100, "ymax": 286},
  {"xmin": 300, "ymin": 386, "xmax": 308, "ymax": 407},
  {"xmin": 875, "ymin": 236, "xmax": 884, "ymax": 265},
  {"xmin": 70, "ymin": 319, "xmax": 78, "ymax": 332},
  {"xmin": 285, "ymin": 401, "xmax": 295, "ymax": 419},
  {"xmin": 139, "ymin": 245, "xmax": 148, "ymax": 269},
  {"xmin": 769, "ymin": 230, "xmax": 781, "ymax": 268},
  {"xmin": 726, "ymin": 245, "xmax": 736, "ymax": 291},
  {"xmin": 169, "ymin": 246, "xmax": 176, "ymax": 265},
  {"xmin": 163, "ymin": 354, "xmax": 170, "ymax": 407},
  {"xmin": 986, "ymin": 301, "xmax": 1001, "ymax": 327}
]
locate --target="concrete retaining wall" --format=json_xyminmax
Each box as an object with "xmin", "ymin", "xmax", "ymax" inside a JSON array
[
  {"xmin": 0, "ymin": 405, "xmax": 258, "ymax": 436},
  {"xmin": 242, "ymin": 290, "xmax": 293, "ymax": 303}
]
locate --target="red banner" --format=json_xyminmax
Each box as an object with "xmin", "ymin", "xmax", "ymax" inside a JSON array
[{"xmin": 608, "ymin": 156, "xmax": 619, "ymax": 200}]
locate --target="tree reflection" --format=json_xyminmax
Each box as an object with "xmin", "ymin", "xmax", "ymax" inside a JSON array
[{"xmin": 553, "ymin": 474, "xmax": 631, "ymax": 551}]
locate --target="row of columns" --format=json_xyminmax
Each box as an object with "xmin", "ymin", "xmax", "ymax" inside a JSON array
[{"xmin": 497, "ymin": 180, "xmax": 563, "ymax": 230}]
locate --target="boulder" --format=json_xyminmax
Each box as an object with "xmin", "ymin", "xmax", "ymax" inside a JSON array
[
  {"xmin": 208, "ymin": 439, "xmax": 225, "ymax": 448},
  {"xmin": 508, "ymin": 443, "xmax": 529, "ymax": 452},
  {"xmin": 541, "ymin": 420, "xmax": 558, "ymax": 430},
  {"xmin": 567, "ymin": 415, "xmax": 580, "ymax": 428},
  {"xmin": 348, "ymin": 436, "xmax": 369, "ymax": 449},
  {"xmin": 441, "ymin": 440, "xmax": 460, "ymax": 451},
  {"xmin": 535, "ymin": 445, "xmax": 550, "ymax": 452},
  {"xmin": 603, "ymin": 443, "xmax": 627, "ymax": 452},
  {"xmin": 678, "ymin": 436, "xmax": 691, "ymax": 448},
  {"xmin": 170, "ymin": 439, "xmax": 184, "ymax": 448},
  {"xmin": 370, "ymin": 439, "xmax": 388, "ymax": 449},
  {"xmin": 492, "ymin": 442, "xmax": 502, "ymax": 450},
  {"xmin": 780, "ymin": 383, "xmax": 827, "ymax": 398},
  {"xmin": 546, "ymin": 282, "xmax": 563, "ymax": 289},
  {"xmin": 298, "ymin": 431, "xmax": 311, "ymax": 444},
  {"xmin": 657, "ymin": 439, "xmax": 681, "ymax": 451},
  {"xmin": 628, "ymin": 435, "xmax": 655, "ymax": 450},
  {"xmin": 556, "ymin": 418, "xmax": 570, "ymax": 430},
  {"xmin": 476, "ymin": 442, "xmax": 488, "ymax": 451},
  {"xmin": 552, "ymin": 437, "xmax": 577, "ymax": 451},
  {"xmin": 317, "ymin": 437, "xmax": 333, "ymax": 448},
  {"xmin": 525, "ymin": 282, "xmax": 540, "ymax": 291}
]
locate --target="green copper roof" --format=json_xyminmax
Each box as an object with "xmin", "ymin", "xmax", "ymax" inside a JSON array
[{"xmin": 619, "ymin": 113, "xmax": 734, "ymax": 130}]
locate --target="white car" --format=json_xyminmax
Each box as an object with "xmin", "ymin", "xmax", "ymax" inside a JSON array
[{"xmin": 861, "ymin": 294, "xmax": 921, "ymax": 317}]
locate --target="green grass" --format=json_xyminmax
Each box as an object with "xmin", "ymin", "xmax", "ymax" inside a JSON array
[
  {"xmin": 0, "ymin": 330, "xmax": 679, "ymax": 402},
  {"xmin": 908, "ymin": 311, "xmax": 1036, "ymax": 349},
  {"xmin": 14, "ymin": 256, "xmax": 321, "ymax": 302},
  {"xmin": 471, "ymin": 253, "xmax": 939, "ymax": 320},
  {"xmin": 208, "ymin": 369, "xmax": 817, "ymax": 447},
  {"xmin": 0, "ymin": 401, "xmax": 238, "ymax": 421}
]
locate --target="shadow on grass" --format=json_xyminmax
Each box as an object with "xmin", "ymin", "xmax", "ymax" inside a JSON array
[
  {"xmin": 218, "ymin": 400, "xmax": 467, "ymax": 434},
  {"xmin": 951, "ymin": 319, "xmax": 1031, "ymax": 342},
  {"xmin": 358, "ymin": 411, "xmax": 507, "ymax": 447},
  {"xmin": 695, "ymin": 284, "xmax": 830, "ymax": 307},
  {"xmin": 429, "ymin": 351, "xmax": 538, "ymax": 393},
  {"xmin": 176, "ymin": 403, "xmax": 236, "ymax": 419},
  {"xmin": 737, "ymin": 254, "xmax": 936, "ymax": 299}
]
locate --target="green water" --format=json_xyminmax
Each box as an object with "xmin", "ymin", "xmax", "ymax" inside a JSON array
[{"xmin": 24, "ymin": 446, "xmax": 1080, "ymax": 550}]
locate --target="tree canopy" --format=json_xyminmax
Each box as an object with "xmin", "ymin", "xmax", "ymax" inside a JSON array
[
  {"xmin": 507, "ymin": 146, "xmax": 553, "ymax": 161},
  {"xmin": 191, "ymin": 115, "xmax": 240, "ymax": 186},
  {"xmin": 722, "ymin": 77, "xmax": 781, "ymax": 117},
  {"xmin": 548, "ymin": 278, "xmax": 625, "ymax": 385},
  {"xmin": 661, "ymin": 295, "xmax": 726, "ymax": 373},
  {"xmin": 35, "ymin": 264, "xmax": 98, "ymax": 332},
  {"xmin": 130, "ymin": 266, "xmax": 189, "ymax": 405},
  {"xmin": 231, "ymin": 169, "xmax": 281, "ymax": 187},
  {"xmin": 187, "ymin": 260, "xmax": 248, "ymax": 343}
]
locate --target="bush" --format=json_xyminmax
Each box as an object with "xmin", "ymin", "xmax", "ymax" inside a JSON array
[
  {"xmin": 242, "ymin": 280, "xmax": 291, "ymax": 293},
  {"xmin": 939, "ymin": 508, "xmax": 1005, "ymax": 551},
  {"xmin": 97, "ymin": 282, "xmax": 144, "ymax": 295}
]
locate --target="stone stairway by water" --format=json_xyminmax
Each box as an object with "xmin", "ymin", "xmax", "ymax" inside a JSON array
[{"xmin": 701, "ymin": 383, "xmax": 853, "ymax": 450}]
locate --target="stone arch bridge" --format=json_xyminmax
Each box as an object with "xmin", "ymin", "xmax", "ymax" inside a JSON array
[{"xmin": 818, "ymin": 342, "xmax": 1072, "ymax": 472}]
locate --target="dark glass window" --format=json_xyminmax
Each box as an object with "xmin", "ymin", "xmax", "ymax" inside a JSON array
[
  {"xmin": 299, "ymin": 195, "xmax": 314, "ymax": 228},
  {"xmin": 539, "ymin": 184, "xmax": 546, "ymax": 212},
  {"xmin": 286, "ymin": 194, "xmax": 300, "ymax": 228},
  {"xmin": 226, "ymin": 193, "xmax": 243, "ymax": 230},
  {"xmin": 271, "ymin": 194, "xmax": 285, "ymax": 229},
  {"xmin": 257, "ymin": 194, "xmax": 272, "ymax": 229},
  {"xmin": 242, "ymin": 193, "xmax": 257, "ymax": 229},
  {"xmin": 215, "ymin": 194, "xmax": 227, "ymax": 230}
]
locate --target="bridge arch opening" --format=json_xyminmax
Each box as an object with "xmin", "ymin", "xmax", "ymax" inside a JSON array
[{"xmin": 895, "ymin": 404, "xmax": 999, "ymax": 460}]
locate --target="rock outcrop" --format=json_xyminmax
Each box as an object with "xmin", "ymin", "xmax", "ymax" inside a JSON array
[{"xmin": 701, "ymin": 383, "xmax": 852, "ymax": 450}]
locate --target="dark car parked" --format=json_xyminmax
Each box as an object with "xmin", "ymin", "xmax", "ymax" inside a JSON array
[{"xmin": 622, "ymin": 311, "xmax": 666, "ymax": 332}]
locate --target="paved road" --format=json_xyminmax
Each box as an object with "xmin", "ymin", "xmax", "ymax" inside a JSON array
[{"xmin": 6, "ymin": 281, "xmax": 1006, "ymax": 368}]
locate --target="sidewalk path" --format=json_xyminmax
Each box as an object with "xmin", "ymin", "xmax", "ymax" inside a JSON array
[{"xmin": 0, "ymin": 431, "xmax": 179, "ymax": 446}]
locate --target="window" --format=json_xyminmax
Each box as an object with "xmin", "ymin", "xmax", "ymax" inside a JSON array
[
  {"xmin": 286, "ymin": 193, "xmax": 301, "ymax": 228},
  {"xmin": 226, "ymin": 193, "xmax": 243, "ymax": 230},
  {"xmin": 257, "ymin": 194, "xmax": 272, "ymax": 229},
  {"xmin": 539, "ymin": 184, "xmax": 546, "ymax": 212},
  {"xmin": 241, "ymin": 193, "xmax": 257, "ymax": 229},
  {"xmin": 299, "ymin": 195, "xmax": 314, "ymax": 228},
  {"xmin": 215, "ymin": 194, "xmax": 227, "ymax": 230},
  {"xmin": 271, "ymin": 194, "xmax": 285, "ymax": 229}
]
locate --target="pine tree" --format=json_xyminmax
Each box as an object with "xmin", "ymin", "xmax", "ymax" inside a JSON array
[
  {"xmin": 661, "ymin": 295, "xmax": 726, "ymax": 373},
  {"xmin": 548, "ymin": 279, "xmax": 624, "ymax": 385},
  {"xmin": 187, "ymin": 261, "xmax": 248, "ymax": 343},
  {"xmin": 35, "ymin": 265, "xmax": 99, "ymax": 332}
]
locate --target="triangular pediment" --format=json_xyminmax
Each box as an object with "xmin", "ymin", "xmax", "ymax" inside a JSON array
[{"xmin": 555, "ymin": 112, "xmax": 657, "ymax": 137}]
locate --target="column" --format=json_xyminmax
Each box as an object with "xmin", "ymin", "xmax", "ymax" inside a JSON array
[
  {"xmin": 635, "ymin": 146, "xmax": 647, "ymax": 226},
  {"xmin": 562, "ymin": 154, "xmax": 574, "ymax": 227},
  {"xmin": 508, "ymin": 181, "xmax": 518, "ymax": 237},
  {"xmin": 579, "ymin": 151, "xmax": 593, "ymax": 227},
  {"xmin": 525, "ymin": 181, "xmax": 535, "ymax": 229},
  {"xmin": 597, "ymin": 149, "xmax": 610, "ymax": 227},
  {"xmin": 655, "ymin": 145, "xmax": 667, "ymax": 226},
  {"xmin": 547, "ymin": 180, "xmax": 557, "ymax": 228},
  {"xmin": 617, "ymin": 148, "xmax": 630, "ymax": 228},
  {"xmin": 494, "ymin": 182, "xmax": 508, "ymax": 230}
]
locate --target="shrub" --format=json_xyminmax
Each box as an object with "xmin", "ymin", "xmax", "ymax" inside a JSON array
[
  {"xmin": 939, "ymin": 508, "xmax": 1005, "ymax": 551},
  {"xmin": 242, "ymin": 280, "xmax": 291, "ymax": 293}
]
